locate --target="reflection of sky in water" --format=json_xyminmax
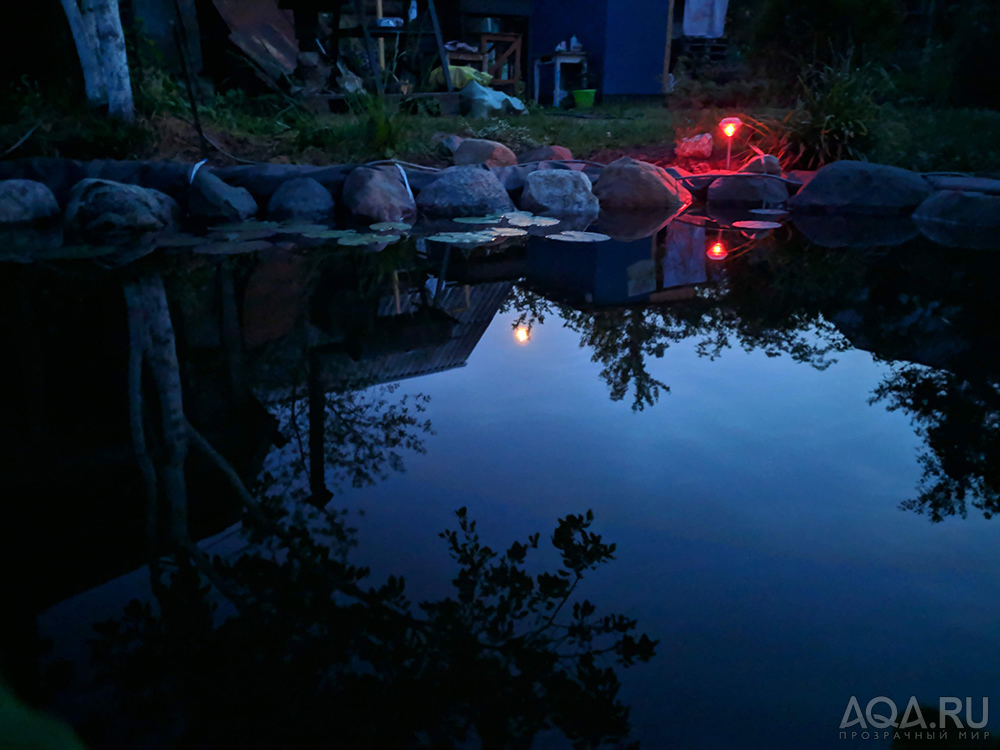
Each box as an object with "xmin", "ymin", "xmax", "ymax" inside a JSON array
[{"xmin": 346, "ymin": 309, "xmax": 1000, "ymax": 750}]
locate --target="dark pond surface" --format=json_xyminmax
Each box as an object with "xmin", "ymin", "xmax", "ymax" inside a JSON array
[{"xmin": 2, "ymin": 210, "xmax": 1000, "ymax": 750}]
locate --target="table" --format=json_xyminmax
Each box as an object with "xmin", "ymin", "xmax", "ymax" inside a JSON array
[{"xmin": 533, "ymin": 51, "xmax": 588, "ymax": 106}]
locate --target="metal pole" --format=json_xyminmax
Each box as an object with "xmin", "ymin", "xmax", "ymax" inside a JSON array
[{"xmin": 662, "ymin": 0, "xmax": 676, "ymax": 94}]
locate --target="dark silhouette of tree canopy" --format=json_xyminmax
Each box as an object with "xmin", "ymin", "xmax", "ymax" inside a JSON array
[{"xmin": 90, "ymin": 506, "xmax": 656, "ymax": 750}]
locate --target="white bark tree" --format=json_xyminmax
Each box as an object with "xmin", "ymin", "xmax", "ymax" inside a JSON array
[{"xmin": 60, "ymin": 0, "xmax": 135, "ymax": 121}]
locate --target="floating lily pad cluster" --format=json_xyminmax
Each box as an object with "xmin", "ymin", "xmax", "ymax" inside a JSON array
[{"xmin": 427, "ymin": 212, "xmax": 561, "ymax": 245}]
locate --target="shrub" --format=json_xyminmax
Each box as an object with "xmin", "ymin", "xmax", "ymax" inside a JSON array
[{"xmin": 747, "ymin": 54, "xmax": 890, "ymax": 169}]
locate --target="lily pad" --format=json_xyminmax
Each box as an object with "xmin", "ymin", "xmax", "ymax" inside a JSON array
[
  {"xmin": 732, "ymin": 220, "xmax": 782, "ymax": 230},
  {"xmin": 546, "ymin": 231, "xmax": 611, "ymax": 243},
  {"xmin": 749, "ymin": 209, "xmax": 787, "ymax": 217},
  {"xmin": 507, "ymin": 214, "xmax": 561, "ymax": 227},
  {"xmin": 300, "ymin": 229, "xmax": 359, "ymax": 240},
  {"xmin": 338, "ymin": 233, "xmax": 400, "ymax": 246},
  {"xmin": 487, "ymin": 227, "xmax": 529, "ymax": 237},
  {"xmin": 194, "ymin": 240, "xmax": 274, "ymax": 255},
  {"xmin": 278, "ymin": 222, "xmax": 332, "ymax": 233},
  {"xmin": 427, "ymin": 231, "xmax": 498, "ymax": 245},
  {"xmin": 452, "ymin": 216, "xmax": 501, "ymax": 224},
  {"xmin": 208, "ymin": 228, "xmax": 277, "ymax": 242},
  {"xmin": 370, "ymin": 221, "xmax": 413, "ymax": 232}
]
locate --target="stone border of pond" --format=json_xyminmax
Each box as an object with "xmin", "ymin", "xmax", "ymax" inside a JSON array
[{"xmin": 1, "ymin": 153, "xmax": 998, "ymax": 250}]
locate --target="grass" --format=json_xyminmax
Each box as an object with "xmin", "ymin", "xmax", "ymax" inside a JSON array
[{"xmin": 2, "ymin": 74, "xmax": 999, "ymax": 175}]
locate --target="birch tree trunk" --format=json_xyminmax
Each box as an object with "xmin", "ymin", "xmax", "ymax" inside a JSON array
[
  {"xmin": 61, "ymin": 0, "xmax": 135, "ymax": 120},
  {"xmin": 60, "ymin": 0, "xmax": 106, "ymax": 105}
]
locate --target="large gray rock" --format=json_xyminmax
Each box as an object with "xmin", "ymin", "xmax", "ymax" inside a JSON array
[
  {"xmin": 489, "ymin": 164, "xmax": 538, "ymax": 194},
  {"xmin": 454, "ymin": 138, "xmax": 518, "ymax": 168},
  {"xmin": 0, "ymin": 157, "xmax": 87, "ymax": 206},
  {"xmin": 518, "ymin": 145, "xmax": 574, "ymax": 164},
  {"xmin": 266, "ymin": 177, "xmax": 335, "ymax": 221},
  {"xmin": 707, "ymin": 175, "xmax": 789, "ymax": 208},
  {"xmin": 788, "ymin": 161, "xmax": 931, "ymax": 214},
  {"xmin": 342, "ymin": 166, "xmax": 417, "ymax": 223},
  {"xmin": 65, "ymin": 178, "xmax": 179, "ymax": 235},
  {"xmin": 592, "ymin": 157, "xmax": 693, "ymax": 211},
  {"xmin": 188, "ymin": 169, "xmax": 258, "ymax": 222},
  {"xmin": 912, "ymin": 190, "xmax": 1000, "ymax": 249},
  {"xmin": 520, "ymin": 169, "xmax": 599, "ymax": 216},
  {"xmin": 213, "ymin": 164, "xmax": 354, "ymax": 202},
  {"xmin": 416, "ymin": 166, "xmax": 515, "ymax": 217},
  {"xmin": 0, "ymin": 179, "xmax": 60, "ymax": 224}
]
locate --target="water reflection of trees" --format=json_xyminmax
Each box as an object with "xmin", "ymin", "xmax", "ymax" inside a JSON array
[
  {"xmin": 79, "ymin": 257, "xmax": 656, "ymax": 750},
  {"xmin": 872, "ymin": 367, "xmax": 1000, "ymax": 522},
  {"xmin": 506, "ymin": 236, "xmax": 1000, "ymax": 522}
]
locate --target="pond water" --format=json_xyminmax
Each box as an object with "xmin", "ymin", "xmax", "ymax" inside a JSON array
[{"xmin": 2, "ymin": 211, "xmax": 999, "ymax": 750}]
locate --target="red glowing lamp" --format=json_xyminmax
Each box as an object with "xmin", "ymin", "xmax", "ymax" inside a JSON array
[
  {"xmin": 707, "ymin": 242, "xmax": 729, "ymax": 261},
  {"xmin": 719, "ymin": 117, "xmax": 743, "ymax": 170}
]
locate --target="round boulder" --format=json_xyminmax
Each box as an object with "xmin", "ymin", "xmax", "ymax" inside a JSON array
[
  {"xmin": 520, "ymin": 169, "xmax": 598, "ymax": 216},
  {"xmin": 342, "ymin": 166, "xmax": 417, "ymax": 224},
  {"xmin": 266, "ymin": 177, "xmax": 335, "ymax": 221},
  {"xmin": 188, "ymin": 169, "xmax": 258, "ymax": 222},
  {"xmin": 415, "ymin": 166, "xmax": 515, "ymax": 217},
  {"xmin": 65, "ymin": 178, "xmax": 179, "ymax": 235},
  {"xmin": 787, "ymin": 160, "xmax": 931, "ymax": 214},
  {"xmin": 0, "ymin": 179, "xmax": 60, "ymax": 224},
  {"xmin": 707, "ymin": 175, "xmax": 789, "ymax": 208},
  {"xmin": 454, "ymin": 138, "xmax": 518, "ymax": 168},
  {"xmin": 518, "ymin": 145, "xmax": 574, "ymax": 164},
  {"xmin": 592, "ymin": 157, "xmax": 692, "ymax": 211}
]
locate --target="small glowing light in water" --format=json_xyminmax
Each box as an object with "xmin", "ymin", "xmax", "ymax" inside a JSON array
[
  {"xmin": 707, "ymin": 242, "xmax": 728, "ymax": 260},
  {"xmin": 515, "ymin": 326, "xmax": 530, "ymax": 343}
]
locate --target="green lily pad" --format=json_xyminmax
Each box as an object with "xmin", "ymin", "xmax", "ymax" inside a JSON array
[
  {"xmin": 278, "ymin": 222, "xmax": 332, "ymax": 233},
  {"xmin": 451, "ymin": 216, "xmax": 501, "ymax": 224},
  {"xmin": 732, "ymin": 220, "xmax": 782, "ymax": 230},
  {"xmin": 507, "ymin": 214, "xmax": 561, "ymax": 227},
  {"xmin": 546, "ymin": 231, "xmax": 611, "ymax": 243},
  {"xmin": 487, "ymin": 227, "xmax": 529, "ymax": 237},
  {"xmin": 300, "ymin": 229, "xmax": 359, "ymax": 239},
  {"xmin": 427, "ymin": 231, "xmax": 498, "ymax": 244},
  {"xmin": 194, "ymin": 240, "xmax": 274, "ymax": 255},
  {"xmin": 370, "ymin": 221, "xmax": 413, "ymax": 232},
  {"xmin": 338, "ymin": 233, "xmax": 400, "ymax": 246},
  {"xmin": 208, "ymin": 228, "xmax": 277, "ymax": 242}
]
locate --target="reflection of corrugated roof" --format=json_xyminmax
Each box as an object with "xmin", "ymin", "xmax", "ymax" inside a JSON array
[{"xmin": 361, "ymin": 281, "xmax": 512, "ymax": 384}]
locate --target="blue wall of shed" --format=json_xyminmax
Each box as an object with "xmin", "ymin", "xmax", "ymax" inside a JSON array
[
  {"xmin": 603, "ymin": 0, "xmax": 670, "ymax": 95},
  {"xmin": 529, "ymin": 0, "xmax": 608, "ymax": 101}
]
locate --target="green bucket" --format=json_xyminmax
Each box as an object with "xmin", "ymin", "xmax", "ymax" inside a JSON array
[{"xmin": 572, "ymin": 89, "xmax": 596, "ymax": 108}]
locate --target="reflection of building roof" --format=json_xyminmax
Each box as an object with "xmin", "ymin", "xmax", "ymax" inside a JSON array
[{"xmin": 359, "ymin": 281, "xmax": 513, "ymax": 385}]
